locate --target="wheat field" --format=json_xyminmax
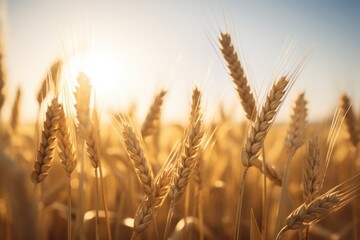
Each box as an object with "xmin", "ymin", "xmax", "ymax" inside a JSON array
[{"xmin": 0, "ymin": 27, "xmax": 360, "ymax": 240}]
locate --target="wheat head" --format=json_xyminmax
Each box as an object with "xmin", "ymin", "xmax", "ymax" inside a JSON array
[
  {"xmin": 31, "ymin": 97, "xmax": 61, "ymax": 184},
  {"xmin": 219, "ymin": 32, "xmax": 256, "ymax": 120}
]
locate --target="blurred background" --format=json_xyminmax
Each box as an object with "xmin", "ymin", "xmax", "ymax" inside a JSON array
[{"xmin": 1, "ymin": 0, "xmax": 359, "ymax": 123}]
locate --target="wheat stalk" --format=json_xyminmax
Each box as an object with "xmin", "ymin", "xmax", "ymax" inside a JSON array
[
  {"xmin": 219, "ymin": 32, "xmax": 256, "ymax": 120},
  {"xmin": 74, "ymin": 72, "xmax": 92, "ymax": 240},
  {"xmin": 141, "ymin": 89, "xmax": 167, "ymax": 138},
  {"xmin": 31, "ymin": 97, "xmax": 61, "ymax": 184}
]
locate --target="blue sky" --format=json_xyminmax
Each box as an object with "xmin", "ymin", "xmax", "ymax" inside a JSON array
[{"xmin": 2, "ymin": 0, "xmax": 360, "ymax": 122}]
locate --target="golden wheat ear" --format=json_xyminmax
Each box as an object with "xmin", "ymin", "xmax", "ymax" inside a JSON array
[
  {"xmin": 31, "ymin": 97, "xmax": 61, "ymax": 184},
  {"xmin": 141, "ymin": 89, "xmax": 167, "ymax": 138},
  {"xmin": 36, "ymin": 60, "xmax": 62, "ymax": 106},
  {"xmin": 303, "ymin": 135, "xmax": 321, "ymax": 204},
  {"xmin": 75, "ymin": 72, "xmax": 92, "ymax": 140},
  {"xmin": 10, "ymin": 86, "xmax": 22, "ymax": 133},
  {"xmin": 122, "ymin": 121, "xmax": 155, "ymax": 198},
  {"xmin": 340, "ymin": 94, "xmax": 359, "ymax": 148},
  {"xmin": 219, "ymin": 32, "xmax": 256, "ymax": 120},
  {"xmin": 57, "ymin": 104, "xmax": 77, "ymax": 176},
  {"xmin": 276, "ymin": 174, "xmax": 360, "ymax": 239},
  {"xmin": 285, "ymin": 92, "xmax": 307, "ymax": 154}
]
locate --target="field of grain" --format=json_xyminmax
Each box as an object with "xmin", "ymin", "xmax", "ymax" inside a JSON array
[{"xmin": 1, "ymin": 24, "xmax": 360, "ymax": 240}]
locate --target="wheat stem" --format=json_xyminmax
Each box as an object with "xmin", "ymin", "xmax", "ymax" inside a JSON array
[
  {"xmin": 67, "ymin": 176, "xmax": 72, "ymax": 240},
  {"xmin": 234, "ymin": 167, "xmax": 248, "ymax": 240},
  {"xmin": 98, "ymin": 158, "xmax": 112, "ymax": 240},
  {"xmin": 163, "ymin": 205, "xmax": 175, "ymax": 240},
  {"xmin": 95, "ymin": 168, "xmax": 100, "ymax": 240}
]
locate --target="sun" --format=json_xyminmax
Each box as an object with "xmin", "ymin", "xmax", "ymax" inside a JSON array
[
  {"xmin": 63, "ymin": 45, "xmax": 134, "ymax": 114},
  {"xmin": 81, "ymin": 49, "xmax": 121, "ymax": 93}
]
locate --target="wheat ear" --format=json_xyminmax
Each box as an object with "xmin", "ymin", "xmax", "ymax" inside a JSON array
[
  {"xmin": 276, "ymin": 174, "xmax": 360, "ymax": 240},
  {"xmin": 242, "ymin": 76, "xmax": 289, "ymax": 167},
  {"xmin": 75, "ymin": 72, "xmax": 92, "ymax": 139},
  {"xmin": 303, "ymin": 136, "xmax": 321, "ymax": 204},
  {"xmin": 10, "ymin": 86, "xmax": 22, "ymax": 133},
  {"xmin": 141, "ymin": 89, "xmax": 167, "ymax": 138},
  {"xmin": 285, "ymin": 92, "xmax": 307, "ymax": 154},
  {"xmin": 36, "ymin": 60, "xmax": 62, "ymax": 106},
  {"xmin": 31, "ymin": 97, "xmax": 61, "ymax": 184},
  {"xmin": 219, "ymin": 32, "xmax": 256, "ymax": 120},
  {"xmin": 122, "ymin": 122, "xmax": 154, "ymax": 197},
  {"xmin": 58, "ymin": 104, "xmax": 77, "ymax": 176},
  {"xmin": 340, "ymin": 94, "xmax": 359, "ymax": 148}
]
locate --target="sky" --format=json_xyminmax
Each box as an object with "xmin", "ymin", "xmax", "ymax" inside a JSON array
[{"xmin": 1, "ymin": 0, "xmax": 360, "ymax": 123}]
